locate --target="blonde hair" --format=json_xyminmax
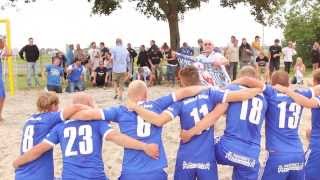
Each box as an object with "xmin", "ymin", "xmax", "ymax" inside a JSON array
[
  {"xmin": 238, "ymin": 66, "xmax": 258, "ymax": 79},
  {"xmin": 296, "ymin": 57, "xmax": 304, "ymax": 65},
  {"xmin": 37, "ymin": 92, "xmax": 59, "ymax": 112}
]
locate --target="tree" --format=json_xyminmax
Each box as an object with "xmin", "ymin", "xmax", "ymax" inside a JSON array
[
  {"xmin": 6, "ymin": 0, "xmax": 286, "ymax": 50},
  {"xmin": 283, "ymin": 1, "xmax": 320, "ymax": 66}
]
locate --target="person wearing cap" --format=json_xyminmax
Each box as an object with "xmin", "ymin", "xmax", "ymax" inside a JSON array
[{"xmin": 269, "ymin": 39, "xmax": 282, "ymax": 77}]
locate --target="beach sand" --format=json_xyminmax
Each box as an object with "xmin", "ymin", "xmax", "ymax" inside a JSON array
[{"xmin": 0, "ymin": 86, "xmax": 311, "ymax": 180}]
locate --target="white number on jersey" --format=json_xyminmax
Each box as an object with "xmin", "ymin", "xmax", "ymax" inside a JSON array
[
  {"xmin": 137, "ymin": 116, "xmax": 151, "ymax": 137},
  {"xmin": 278, "ymin": 102, "xmax": 302, "ymax": 129},
  {"xmin": 64, "ymin": 125, "xmax": 94, "ymax": 157},
  {"xmin": 240, "ymin": 97, "xmax": 263, "ymax": 125},
  {"xmin": 190, "ymin": 104, "xmax": 209, "ymax": 133},
  {"xmin": 22, "ymin": 125, "xmax": 35, "ymax": 153}
]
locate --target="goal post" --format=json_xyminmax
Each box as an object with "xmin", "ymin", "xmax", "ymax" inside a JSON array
[{"xmin": 0, "ymin": 19, "xmax": 14, "ymax": 96}]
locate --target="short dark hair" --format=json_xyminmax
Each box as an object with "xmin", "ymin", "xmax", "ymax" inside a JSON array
[
  {"xmin": 179, "ymin": 66, "xmax": 200, "ymax": 86},
  {"xmin": 100, "ymin": 42, "xmax": 105, "ymax": 46},
  {"xmin": 275, "ymin": 39, "xmax": 280, "ymax": 43},
  {"xmin": 271, "ymin": 70, "xmax": 289, "ymax": 87},
  {"xmin": 74, "ymin": 57, "xmax": 81, "ymax": 62}
]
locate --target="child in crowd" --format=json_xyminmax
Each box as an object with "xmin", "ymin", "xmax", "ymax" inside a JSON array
[
  {"xmin": 292, "ymin": 57, "xmax": 306, "ymax": 85},
  {"xmin": 45, "ymin": 56, "xmax": 64, "ymax": 93},
  {"xmin": 134, "ymin": 66, "xmax": 153, "ymax": 86},
  {"xmin": 66, "ymin": 58, "xmax": 85, "ymax": 92},
  {"xmin": 255, "ymin": 51, "xmax": 269, "ymax": 82}
]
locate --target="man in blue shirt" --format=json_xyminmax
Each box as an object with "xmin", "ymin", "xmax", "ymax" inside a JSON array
[
  {"xmin": 62, "ymin": 79, "xmax": 211, "ymax": 180},
  {"xmin": 67, "ymin": 58, "xmax": 85, "ymax": 93},
  {"xmin": 180, "ymin": 66, "xmax": 268, "ymax": 180},
  {"xmin": 126, "ymin": 66, "xmax": 264, "ymax": 180},
  {"xmin": 178, "ymin": 42, "xmax": 194, "ymax": 56},
  {"xmin": 111, "ymin": 38, "xmax": 130, "ymax": 100},
  {"xmin": 14, "ymin": 92, "xmax": 89, "ymax": 180},
  {"xmin": 13, "ymin": 93, "xmax": 159, "ymax": 180},
  {"xmin": 46, "ymin": 56, "xmax": 64, "ymax": 93}
]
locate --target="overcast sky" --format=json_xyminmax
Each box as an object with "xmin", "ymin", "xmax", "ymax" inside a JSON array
[{"xmin": 0, "ymin": 0, "xmax": 282, "ymax": 51}]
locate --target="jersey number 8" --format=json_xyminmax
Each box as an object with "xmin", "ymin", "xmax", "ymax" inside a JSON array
[
  {"xmin": 22, "ymin": 125, "xmax": 35, "ymax": 153},
  {"xmin": 64, "ymin": 125, "xmax": 93, "ymax": 157}
]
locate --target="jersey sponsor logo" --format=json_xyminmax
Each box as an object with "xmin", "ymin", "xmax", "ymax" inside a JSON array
[
  {"xmin": 225, "ymin": 151, "xmax": 256, "ymax": 168},
  {"xmin": 183, "ymin": 94, "xmax": 209, "ymax": 105},
  {"xmin": 182, "ymin": 161, "xmax": 211, "ymax": 170},
  {"xmin": 26, "ymin": 117, "xmax": 42, "ymax": 122},
  {"xmin": 277, "ymin": 163, "xmax": 304, "ymax": 173}
]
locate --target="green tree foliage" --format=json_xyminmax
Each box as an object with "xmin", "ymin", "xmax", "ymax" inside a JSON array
[
  {"xmin": 6, "ymin": 0, "xmax": 285, "ymax": 50},
  {"xmin": 283, "ymin": 1, "xmax": 320, "ymax": 66}
]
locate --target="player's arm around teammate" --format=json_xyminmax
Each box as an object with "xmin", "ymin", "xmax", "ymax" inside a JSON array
[
  {"xmin": 273, "ymin": 84, "xmax": 320, "ymax": 108},
  {"xmin": 13, "ymin": 129, "xmax": 159, "ymax": 169}
]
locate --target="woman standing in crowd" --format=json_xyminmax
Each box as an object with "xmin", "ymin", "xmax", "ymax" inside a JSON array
[
  {"xmin": 166, "ymin": 49, "xmax": 178, "ymax": 87},
  {"xmin": 311, "ymin": 42, "xmax": 320, "ymax": 70},
  {"xmin": 88, "ymin": 42, "xmax": 100, "ymax": 79},
  {"xmin": 282, "ymin": 41, "xmax": 297, "ymax": 73},
  {"xmin": 239, "ymin": 38, "xmax": 253, "ymax": 68},
  {"xmin": 256, "ymin": 51, "xmax": 269, "ymax": 81},
  {"xmin": 137, "ymin": 45, "xmax": 150, "ymax": 68}
]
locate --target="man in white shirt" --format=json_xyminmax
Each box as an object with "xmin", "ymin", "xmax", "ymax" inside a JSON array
[{"xmin": 282, "ymin": 41, "xmax": 297, "ymax": 73}]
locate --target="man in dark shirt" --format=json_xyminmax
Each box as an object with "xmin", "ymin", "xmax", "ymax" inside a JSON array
[
  {"xmin": 137, "ymin": 45, "xmax": 150, "ymax": 68},
  {"xmin": 147, "ymin": 40, "xmax": 163, "ymax": 85},
  {"xmin": 127, "ymin": 43, "xmax": 137, "ymax": 78},
  {"xmin": 19, "ymin": 37, "xmax": 40, "ymax": 88},
  {"xmin": 93, "ymin": 61, "xmax": 108, "ymax": 87},
  {"xmin": 269, "ymin": 39, "xmax": 282, "ymax": 77}
]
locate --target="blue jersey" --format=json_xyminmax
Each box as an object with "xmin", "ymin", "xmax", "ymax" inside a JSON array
[
  {"xmin": 67, "ymin": 64, "xmax": 84, "ymax": 82},
  {"xmin": 102, "ymin": 94, "xmax": 175, "ymax": 174},
  {"xmin": 165, "ymin": 88, "xmax": 226, "ymax": 163},
  {"xmin": 15, "ymin": 112, "xmax": 63, "ymax": 180},
  {"xmin": 309, "ymin": 96, "xmax": 320, "ymax": 150},
  {"xmin": 46, "ymin": 64, "xmax": 64, "ymax": 86},
  {"xmin": 224, "ymin": 84, "xmax": 267, "ymax": 146},
  {"xmin": 45, "ymin": 120, "xmax": 112, "ymax": 180},
  {"xmin": 264, "ymin": 85, "xmax": 313, "ymax": 153}
]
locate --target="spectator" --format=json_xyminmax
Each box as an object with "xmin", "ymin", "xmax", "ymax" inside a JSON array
[
  {"xmin": 292, "ymin": 57, "xmax": 306, "ymax": 85},
  {"xmin": 178, "ymin": 42, "xmax": 194, "ymax": 56},
  {"xmin": 269, "ymin": 39, "xmax": 282, "ymax": 77},
  {"xmin": 311, "ymin": 42, "xmax": 320, "ymax": 70},
  {"xmin": 166, "ymin": 49, "xmax": 178, "ymax": 86},
  {"xmin": 88, "ymin": 42, "xmax": 100, "ymax": 78},
  {"xmin": 252, "ymin": 35, "xmax": 262, "ymax": 59},
  {"xmin": 104, "ymin": 51, "xmax": 113, "ymax": 86},
  {"xmin": 0, "ymin": 35, "xmax": 7, "ymax": 120},
  {"xmin": 161, "ymin": 42, "xmax": 170, "ymax": 58},
  {"xmin": 282, "ymin": 41, "xmax": 297, "ymax": 73},
  {"xmin": 137, "ymin": 45, "xmax": 150, "ymax": 68},
  {"xmin": 19, "ymin": 37, "xmax": 40, "ymax": 88},
  {"xmin": 147, "ymin": 40, "xmax": 163, "ymax": 85},
  {"xmin": 134, "ymin": 66, "xmax": 152, "ymax": 85},
  {"xmin": 239, "ymin": 38, "xmax": 254, "ymax": 68},
  {"xmin": 256, "ymin": 51, "xmax": 269, "ymax": 81},
  {"xmin": 45, "ymin": 56, "xmax": 64, "ymax": 93},
  {"xmin": 74, "ymin": 44, "xmax": 86, "ymax": 64},
  {"xmin": 65, "ymin": 44, "xmax": 74, "ymax": 66},
  {"xmin": 127, "ymin": 43, "xmax": 137, "ymax": 78},
  {"xmin": 100, "ymin": 42, "xmax": 110, "ymax": 62},
  {"xmin": 66, "ymin": 58, "xmax": 85, "ymax": 93},
  {"xmin": 198, "ymin": 38, "xmax": 204, "ymax": 54},
  {"xmin": 93, "ymin": 61, "xmax": 108, "ymax": 87},
  {"xmin": 225, "ymin": 36, "xmax": 239, "ymax": 80},
  {"xmin": 56, "ymin": 52, "xmax": 67, "ymax": 68},
  {"xmin": 111, "ymin": 38, "xmax": 130, "ymax": 100}
]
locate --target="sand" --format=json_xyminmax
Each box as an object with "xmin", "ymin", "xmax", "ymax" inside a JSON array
[{"xmin": 0, "ymin": 86, "xmax": 312, "ymax": 180}]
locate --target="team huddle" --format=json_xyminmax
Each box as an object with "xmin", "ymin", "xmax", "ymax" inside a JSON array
[{"xmin": 12, "ymin": 64, "xmax": 320, "ymax": 180}]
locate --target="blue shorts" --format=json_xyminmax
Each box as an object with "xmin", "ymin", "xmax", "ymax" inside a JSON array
[
  {"xmin": 260, "ymin": 151, "xmax": 305, "ymax": 180},
  {"xmin": 305, "ymin": 148, "xmax": 320, "ymax": 180},
  {"xmin": 215, "ymin": 137, "xmax": 260, "ymax": 180},
  {"xmin": 0, "ymin": 62, "xmax": 5, "ymax": 98},
  {"xmin": 119, "ymin": 170, "xmax": 167, "ymax": 180},
  {"xmin": 174, "ymin": 158, "xmax": 218, "ymax": 180}
]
